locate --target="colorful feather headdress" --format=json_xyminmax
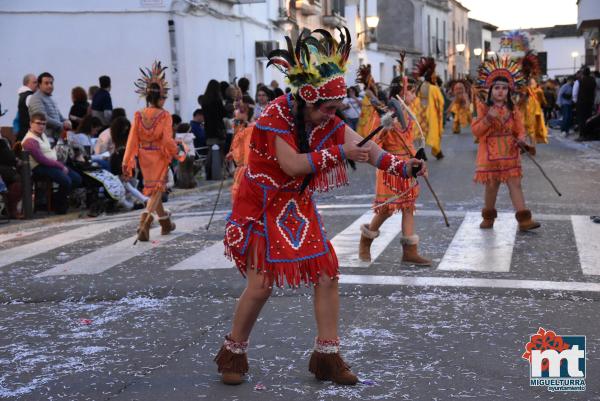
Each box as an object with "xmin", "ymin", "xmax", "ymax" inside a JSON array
[
  {"xmin": 520, "ymin": 50, "xmax": 541, "ymax": 80},
  {"xmin": 267, "ymin": 27, "xmax": 351, "ymax": 103},
  {"xmin": 356, "ymin": 64, "xmax": 378, "ymax": 93},
  {"xmin": 390, "ymin": 51, "xmax": 415, "ymax": 92},
  {"xmin": 476, "ymin": 56, "xmax": 525, "ymax": 90},
  {"xmin": 413, "ymin": 57, "xmax": 436, "ymax": 82},
  {"xmin": 134, "ymin": 60, "xmax": 169, "ymax": 97}
]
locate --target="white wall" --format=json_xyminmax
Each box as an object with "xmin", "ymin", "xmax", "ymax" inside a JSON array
[
  {"xmin": 545, "ymin": 36, "xmax": 586, "ymax": 77},
  {"xmin": 0, "ymin": 0, "xmax": 287, "ymax": 126}
]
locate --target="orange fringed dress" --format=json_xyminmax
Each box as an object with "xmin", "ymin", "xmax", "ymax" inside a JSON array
[
  {"xmin": 373, "ymin": 120, "xmax": 419, "ymax": 214},
  {"xmin": 123, "ymin": 108, "xmax": 178, "ymax": 195},
  {"xmin": 230, "ymin": 123, "xmax": 254, "ymax": 201},
  {"xmin": 471, "ymin": 103, "xmax": 526, "ymax": 184}
]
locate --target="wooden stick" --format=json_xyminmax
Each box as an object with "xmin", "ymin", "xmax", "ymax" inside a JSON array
[{"xmin": 517, "ymin": 143, "xmax": 562, "ymax": 197}]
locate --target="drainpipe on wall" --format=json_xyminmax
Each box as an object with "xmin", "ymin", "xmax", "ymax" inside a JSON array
[{"xmin": 168, "ymin": 17, "xmax": 181, "ymax": 115}]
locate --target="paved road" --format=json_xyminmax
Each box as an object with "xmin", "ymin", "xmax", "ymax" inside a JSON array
[{"xmin": 1, "ymin": 127, "xmax": 599, "ymax": 400}]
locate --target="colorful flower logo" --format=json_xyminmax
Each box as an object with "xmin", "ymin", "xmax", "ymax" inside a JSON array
[{"xmin": 522, "ymin": 327, "xmax": 570, "ymax": 372}]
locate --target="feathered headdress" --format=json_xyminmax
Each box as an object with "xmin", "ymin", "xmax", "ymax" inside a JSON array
[
  {"xmin": 134, "ymin": 61, "xmax": 169, "ymax": 97},
  {"xmin": 476, "ymin": 56, "xmax": 525, "ymax": 90},
  {"xmin": 520, "ymin": 50, "xmax": 541, "ymax": 80},
  {"xmin": 413, "ymin": 57, "xmax": 436, "ymax": 82},
  {"xmin": 390, "ymin": 50, "xmax": 415, "ymax": 94},
  {"xmin": 267, "ymin": 27, "xmax": 351, "ymax": 103},
  {"xmin": 356, "ymin": 64, "xmax": 377, "ymax": 93}
]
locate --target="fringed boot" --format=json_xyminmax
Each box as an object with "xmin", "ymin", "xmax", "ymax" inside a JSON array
[
  {"xmin": 401, "ymin": 235, "xmax": 432, "ymax": 266},
  {"xmin": 480, "ymin": 208, "xmax": 497, "ymax": 229},
  {"xmin": 136, "ymin": 212, "xmax": 154, "ymax": 242},
  {"xmin": 214, "ymin": 335, "xmax": 249, "ymax": 385},
  {"xmin": 158, "ymin": 210, "xmax": 176, "ymax": 235},
  {"xmin": 308, "ymin": 337, "xmax": 358, "ymax": 385},
  {"xmin": 358, "ymin": 224, "xmax": 379, "ymax": 262},
  {"xmin": 516, "ymin": 209, "xmax": 541, "ymax": 231}
]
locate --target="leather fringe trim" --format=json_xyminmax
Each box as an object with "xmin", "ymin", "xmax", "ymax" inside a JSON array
[
  {"xmin": 214, "ymin": 345, "xmax": 249, "ymax": 374},
  {"xmin": 224, "ymin": 235, "xmax": 340, "ymax": 288},
  {"xmin": 308, "ymin": 351, "xmax": 351, "ymax": 381}
]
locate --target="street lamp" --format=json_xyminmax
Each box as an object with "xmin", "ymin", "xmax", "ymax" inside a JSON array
[
  {"xmin": 571, "ymin": 51, "xmax": 579, "ymax": 73},
  {"xmin": 486, "ymin": 50, "xmax": 495, "ymax": 58},
  {"xmin": 366, "ymin": 16, "xmax": 380, "ymax": 29},
  {"xmin": 454, "ymin": 43, "xmax": 466, "ymax": 78},
  {"xmin": 473, "ymin": 48, "xmax": 482, "ymax": 57},
  {"xmin": 358, "ymin": 15, "xmax": 380, "ymax": 45}
]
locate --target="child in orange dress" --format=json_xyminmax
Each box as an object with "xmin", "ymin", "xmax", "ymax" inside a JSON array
[
  {"xmin": 359, "ymin": 74, "xmax": 431, "ymax": 266},
  {"xmin": 472, "ymin": 57, "xmax": 540, "ymax": 231},
  {"xmin": 123, "ymin": 62, "xmax": 183, "ymax": 242}
]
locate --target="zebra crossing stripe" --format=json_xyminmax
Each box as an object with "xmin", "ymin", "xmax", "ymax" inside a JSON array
[
  {"xmin": 331, "ymin": 211, "xmax": 403, "ymax": 267},
  {"xmin": 35, "ymin": 216, "xmax": 208, "ymax": 277},
  {"xmin": 339, "ymin": 274, "xmax": 600, "ymax": 292},
  {"xmin": 571, "ymin": 215, "xmax": 600, "ymax": 275},
  {"xmin": 168, "ymin": 241, "xmax": 233, "ymax": 270},
  {"xmin": 437, "ymin": 212, "xmax": 517, "ymax": 272},
  {"xmin": 0, "ymin": 221, "xmax": 129, "ymax": 269}
]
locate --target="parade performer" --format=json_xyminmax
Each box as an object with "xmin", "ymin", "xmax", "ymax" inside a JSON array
[
  {"xmin": 356, "ymin": 64, "xmax": 382, "ymax": 138},
  {"xmin": 413, "ymin": 57, "xmax": 445, "ymax": 159},
  {"xmin": 447, "ymin": 79, "xmax": 472, "ymax": 134},
  {"xmin": 226, "ymin": 84, "xmax": 254, "ymax": 201},
  {"xmin": 472, "ymin": 56, "xmax": 540, "ymax": 231},
  {"xmin": 227, "ymin": 122, "xmax": 253, "ymax": 202},
  {"xmin": 122, "ymin": 61, "xmax": 182, "ymax": 242},
  {"xmin": 359, "ymin": 54, "xmax": 431, "ymax": 266},
  {"xmin": 519, "ymin": 51, "xmax": 548, "ymax": 145},
  {"xmin": 214, "ymin": 28, "xmax": 426, "ymax": 386}
]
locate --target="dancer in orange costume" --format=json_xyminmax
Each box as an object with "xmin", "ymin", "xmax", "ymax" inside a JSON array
[
  {"xmin": 358, "ymin": 57, "xmax": 432, "ymax": 266},
  {"xmin": 472, "ymin": 56, "xmax": 540, "ymax": 232},
  {"xmin": 123, "ymin": 61, "xmax": 183, "ymax": 242},
  {"xmin": 448, "ymin": 80, "xmax": 472, "ymax": 134},
  {"xmin": 413, "ymin": 57, "xmax": 445, "ymax": 159},
  {"xmin": 519, "ymin": 51, "xmax": 548, "ymax": 146},
  {"xmin": 355, "ymin": 64, "xmax": 382, "ymax": 138}
]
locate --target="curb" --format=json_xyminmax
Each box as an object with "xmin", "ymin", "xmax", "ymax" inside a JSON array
[{"xmin": 0, "ymin": 179, "xmax": 233, "ymax": 234}]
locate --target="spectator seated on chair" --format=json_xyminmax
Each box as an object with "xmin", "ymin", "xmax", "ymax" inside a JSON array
[{"xmin": 22, "ymin": 112, "xmax": 82, "ymax": 215}]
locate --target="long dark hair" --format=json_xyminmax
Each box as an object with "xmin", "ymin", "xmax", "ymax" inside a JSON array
[
  {"xmin": 294, "ymin": 96, "xmax": 315, "ymax": 192},
  {"xmin": 146, "ymin": 83, "xmax": 163, "ymax": 107},
  {"xmin": 294, "ymin": 96, "xmax": 341, "ymax": 192},
  {"xmin": 203, "ymin": 79, "xmax": 223, "ymax": 105},
  {"xmin": 110, "ymin": 116, "xmax": 131, "ymax": 148},
  {"xmin": 486, "ymin": 77, "xmax": 514, "ymax": 111}
]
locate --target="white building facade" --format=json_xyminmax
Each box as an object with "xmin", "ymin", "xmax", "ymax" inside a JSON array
[
  {"xmin": 0, "ymin": 0, "xmax": 296, "ymax": 122},
  {"xmin": 0, "ymin": 0, "xmax": 402, "ymax": 126}
]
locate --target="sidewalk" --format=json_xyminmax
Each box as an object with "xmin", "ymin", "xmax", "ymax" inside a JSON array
[{"xmin": 0, "ymin": 178, "xmax": 231, "ymax": 234}]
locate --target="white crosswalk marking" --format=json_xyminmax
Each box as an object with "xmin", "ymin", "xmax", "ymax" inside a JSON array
[
  {"xmin": 339, "ymin": 274, "xmax": 600, "ymax": 292},
  {"xmin": 330, "ymin": 211, "xmax": 403, "ymax": 267},
  {"xmin": 168, "ymin": 241, "xmax": 233, "ymax": 270},
  {"xmin": 571, "ymin": 215, "xmax": 600, "ymax": 275},
  {"xmin": 35, "ymin": 216, "xmax": 208, "ymax": 277},
  {"xmin": 437, "ymin": 212, "xmax": 517, "ymax": 272},
  {"xmin": 0, "ymin": 221, "xmax": 130, "ymax": 269}
]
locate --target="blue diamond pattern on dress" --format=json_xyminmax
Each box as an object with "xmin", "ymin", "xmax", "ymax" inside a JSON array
[{"xmin": 277, "ymin": 201, "xmax": 308, "ymax": 248}]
